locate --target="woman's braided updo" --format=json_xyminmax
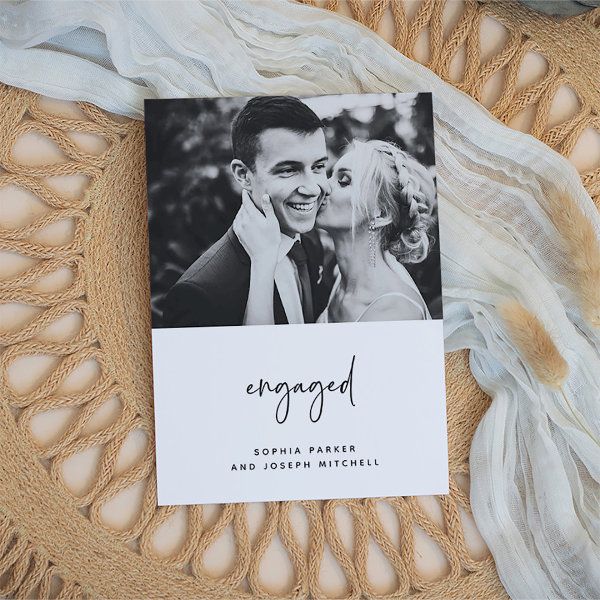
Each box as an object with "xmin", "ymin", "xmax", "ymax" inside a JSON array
[{"xmin": 350, "ymin": 140, "xmax": 436, "ymax": 264}]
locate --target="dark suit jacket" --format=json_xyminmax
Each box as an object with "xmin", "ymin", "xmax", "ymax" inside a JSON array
[{"xmin": 162, "ymin": 227, "xmax": 330, "ymax": 327}]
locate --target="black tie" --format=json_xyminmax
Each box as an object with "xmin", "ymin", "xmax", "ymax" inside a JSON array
[{"xmin": 288, "ymin": 240, "xmax": 314, "ymax": 323}]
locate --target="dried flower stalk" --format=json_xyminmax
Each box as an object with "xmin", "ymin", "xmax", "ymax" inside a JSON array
[
  {"xmin": 500, "ymin": 300, "xmax": 600, "ymax": 446},
  {"xmin": 545, "ymin": 193, "xmax": 600, "ymax": 327},
  {"xmin": 499, "ymin": 300, "xmax": 569, "ymax": 388}
]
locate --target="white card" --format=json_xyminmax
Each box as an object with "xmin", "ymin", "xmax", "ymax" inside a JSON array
[{"xmin": 145, "ymin": 93, "xmax": 448, "ymax": 505}]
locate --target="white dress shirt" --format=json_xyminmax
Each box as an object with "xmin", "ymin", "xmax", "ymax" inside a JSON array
[{"xmin": 275, "ymin": 233, "xmax": 304, "ymax": 324}]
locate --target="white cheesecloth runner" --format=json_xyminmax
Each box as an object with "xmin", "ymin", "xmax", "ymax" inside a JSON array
[{"xmin": 1, "ymin": 2, "xmax": 599, "ymax": 598}]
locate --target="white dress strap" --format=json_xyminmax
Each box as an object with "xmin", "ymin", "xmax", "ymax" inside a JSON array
[{"xmin": 355, "ymin": 291, "xmax": 428, "ymax": 322}]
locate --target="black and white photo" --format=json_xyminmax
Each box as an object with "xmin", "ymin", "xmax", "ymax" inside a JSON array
[{"xmin": 146, "ymin": 93, "xmax": 442, "ymax": 329}]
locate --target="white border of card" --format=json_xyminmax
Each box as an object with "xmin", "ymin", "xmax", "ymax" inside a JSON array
[
  {"xmin": 147, "ymin": 93, "xmax": 448, "ymax": 505},
  {"xmin": 153, "ymin": 321, "xmax": 448, "ymax": 505}
]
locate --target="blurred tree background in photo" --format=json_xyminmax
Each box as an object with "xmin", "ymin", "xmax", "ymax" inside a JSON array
[{"xmin": 146, "ymin": 93, "xmax": 441, "ymax": 326}]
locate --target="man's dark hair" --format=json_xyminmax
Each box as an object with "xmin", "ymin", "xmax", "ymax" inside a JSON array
[{"xmin": 231, "ymin": 96, "xmax": 323, "ymax": 170}]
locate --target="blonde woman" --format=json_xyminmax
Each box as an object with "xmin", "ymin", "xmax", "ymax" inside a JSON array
[{"xmin": 235, "ymin": 140, "xmax": 436, "ymax": 324}]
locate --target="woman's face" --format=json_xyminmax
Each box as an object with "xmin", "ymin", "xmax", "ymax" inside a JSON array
[{"xmin": 317, "ymin": 150, "xmax": 368, "ymax": 232}]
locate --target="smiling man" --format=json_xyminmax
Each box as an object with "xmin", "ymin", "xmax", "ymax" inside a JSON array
[{"xmin": 162, "ymin": 96, "xmax": 332, "ymax": 327}]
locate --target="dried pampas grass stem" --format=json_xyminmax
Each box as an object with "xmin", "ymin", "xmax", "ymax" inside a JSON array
[
  {"xmin": 499, "ymin": 300, "xmax": 568, "ymax": 388},
  {"xmin": 545, "ymin": 193, "xmax": 600, "ymax": 327},
  {"xmin": 500, "ymin": 300, "xmax": 599, "ymax": 447}
]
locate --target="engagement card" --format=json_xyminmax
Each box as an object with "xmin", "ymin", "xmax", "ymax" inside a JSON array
[{"xmin": 145, "ymin": 93, "xmax": 448, "ymax": 505}]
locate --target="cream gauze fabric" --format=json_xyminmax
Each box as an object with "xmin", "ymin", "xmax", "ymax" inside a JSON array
[{"xmin": 0, "ymin": 1, "xmax": 599, "ymax": 598}]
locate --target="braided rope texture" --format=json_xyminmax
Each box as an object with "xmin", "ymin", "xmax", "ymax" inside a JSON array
[{"xmin": 0, "ymin": 0, "xmax": 598, "ymax": 598}]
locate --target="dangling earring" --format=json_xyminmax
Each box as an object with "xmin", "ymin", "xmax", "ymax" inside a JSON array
[{"xmin": 368, "ymin": 219, "xmax": 377, "ymax": 268}]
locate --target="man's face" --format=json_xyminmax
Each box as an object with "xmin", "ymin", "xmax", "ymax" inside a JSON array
[{"xmin": 248, "ymin": 128, "xmax": 329, "ymax": 236}]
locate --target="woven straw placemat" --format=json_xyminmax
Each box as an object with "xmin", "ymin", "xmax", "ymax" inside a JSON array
[{"xmin": 0, "ymin": 1, "xmax": 598, "ymax": 598}]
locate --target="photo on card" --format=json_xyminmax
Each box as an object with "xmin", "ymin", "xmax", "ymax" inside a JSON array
[
  {"xmin": 145, "ymin": 93, "xmax": 448, "ymax": 506},
  {"xmin": 146, "ymin": 93, "xmax": 442, "ymax": 329}
]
